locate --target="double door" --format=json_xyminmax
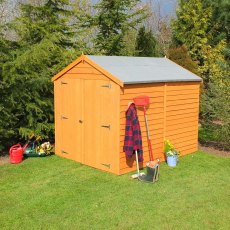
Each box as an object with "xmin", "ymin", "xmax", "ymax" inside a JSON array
[{"xmin": 60, "ymin": 78, "xmax": 116, "ymax": 172}]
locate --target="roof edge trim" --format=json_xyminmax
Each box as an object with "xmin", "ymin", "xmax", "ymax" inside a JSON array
[
  {"xmin": 124, "ymin": 79, "xmax": 202, "ymax": 85},
  {"xmin": 165, "ymin": 57, "xmax": 203, "ymax": 82}
]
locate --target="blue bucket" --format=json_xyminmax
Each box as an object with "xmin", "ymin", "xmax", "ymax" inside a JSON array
[{"xmin": 167, "ymin": 156, "xmax": 177, "ymax": 167}]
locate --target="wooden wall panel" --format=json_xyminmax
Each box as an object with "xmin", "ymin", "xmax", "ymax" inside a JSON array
[
  {"xmin": 119, "ymin": 83, "xmax": 165, "ymax": 175},
  {"xmin": 62, "ymin": 60, "xmax": 109, "ymax": 81},
  {"xmin": 165, "ymin": 82, "xmax": 200, "ymax": 158},
  {"xmin": 119, "ymin": 82, "xmax": 200, "ymax": 175},
  {"xmin": 63, "ymin": 73, "xmax": 108, "ymax": 81},
  {"xmin": 122, "ymin": 83, "xmax": 164, "ymax": 94}
]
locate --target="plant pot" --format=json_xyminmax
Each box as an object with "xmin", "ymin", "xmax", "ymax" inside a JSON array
[{"xmin": 167, "ymin": 155, "xmax": 177, "ymax": 167}]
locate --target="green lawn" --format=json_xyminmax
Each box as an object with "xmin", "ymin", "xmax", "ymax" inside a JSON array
[{"xmin": 0, "ymin": 152, "xmax": 230, "ymax": 230}]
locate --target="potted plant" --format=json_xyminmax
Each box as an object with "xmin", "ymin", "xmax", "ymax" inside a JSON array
[
  {"xmin": 36, "ymin": 142, "xmax": 54, "ymax": 156},
  {"xmin": 164, "ymin": 140, "xmax": 179, "ymax": 167}
]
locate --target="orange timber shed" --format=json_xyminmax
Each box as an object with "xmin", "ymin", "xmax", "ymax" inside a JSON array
[{"xmin": 52, "ymin": 55, "xmax": 202, "ymax": 175}]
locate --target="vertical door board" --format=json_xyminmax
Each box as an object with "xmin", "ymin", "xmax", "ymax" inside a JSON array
[
  {"xmin": 83, "ymin": 80, "xmax": 102, "ymax": 168},
  {"xmin": 54, "ymin": 80, "xmax": 62, "ymax": 156},
  {"xmin": 60, "ymin": 79, "xmax": 83, "ymax": 162},
  {"xmin": 98, "ymin": 81, "xmax": 113, "ymax": 171}
]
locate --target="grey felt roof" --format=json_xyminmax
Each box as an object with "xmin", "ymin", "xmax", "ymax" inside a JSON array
[{"xmin": 87, "ymin": 55, "xmax": 202, "ymax": 84}]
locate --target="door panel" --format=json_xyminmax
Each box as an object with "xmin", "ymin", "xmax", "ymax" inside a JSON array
[
  {"xmin": 84, "ymin": 80, "xmax": 117, "ymax": 172},
  {"xmin": 60, "ymin": 79, "xmax": 83, "ymax": 162},
  {"xmin": 98, "ymin": 81, "xmax": 120, "ymax": 173},
  {"xmin": 83, "ymin": 80, "xmax": 102, "ymax": 168},
  {"xmin": 97, "ymin": 81, "xmax": 113, "ymax": 171}
]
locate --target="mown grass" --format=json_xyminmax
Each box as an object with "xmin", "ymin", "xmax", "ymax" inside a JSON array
[{"xmin": 0, "ymin": 151, "xmax": 230, "ymax": 230}]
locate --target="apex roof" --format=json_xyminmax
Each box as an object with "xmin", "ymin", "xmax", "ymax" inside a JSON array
[
  {"xmin": 87, "ymin": 55, "xmax": 201, "ymax": 84},
  {"xmin": 52, "ymin": 55, "xmax": 202, "ymax": 84}
]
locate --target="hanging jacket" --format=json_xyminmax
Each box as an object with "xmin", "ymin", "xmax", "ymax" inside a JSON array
[{"xmin": 123, "ymin": 103, "xmax": 143, "ymax": 162}]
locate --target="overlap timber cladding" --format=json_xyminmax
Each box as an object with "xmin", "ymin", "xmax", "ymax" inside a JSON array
[{"xmin": 119, "ymin": 82, "xmax": 200, "ymax": 175}]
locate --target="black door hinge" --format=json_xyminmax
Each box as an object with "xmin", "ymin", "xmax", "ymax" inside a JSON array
[
  {"xmin": 101, "ymin": 125, "xmax": 110, "ymax": 129},
  {"xmin": 101, "ymin": 163, "xmax": 111, "ymax": 168},
  {"xmin": 101, "ymin": 84, "xmax": 111, "ymax": 89}
]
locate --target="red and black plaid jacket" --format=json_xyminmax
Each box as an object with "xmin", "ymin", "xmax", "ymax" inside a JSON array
[{"xmin": 123, "ymin": 103, "xmax": 143, "ymax": 162}]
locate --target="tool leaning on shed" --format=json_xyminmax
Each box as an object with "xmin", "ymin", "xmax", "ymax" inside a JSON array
[{"xmin": 123, "ymin": 96, "xmax": 160, "ymax": 183}]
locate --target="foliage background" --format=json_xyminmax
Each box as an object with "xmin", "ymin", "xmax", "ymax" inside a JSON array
[{"xmin": 0, "ymin": 0, "xmax": 229, "ymax": 151}]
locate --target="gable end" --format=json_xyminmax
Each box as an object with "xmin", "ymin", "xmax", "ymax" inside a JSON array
[{"xmin": 52, "ymin": 55, "xmax": 124, "ymax": 87}]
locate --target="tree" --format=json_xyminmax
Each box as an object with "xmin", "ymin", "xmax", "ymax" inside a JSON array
[
  {"xmin": 173, "ymin": 0, "xmax": 227, "ymax": 85},
  {"xmin": 200, "ymin": 79, "xmax": 230, "ymax": 147},
  {"xmin": 173, "ymin": 0, "xmax": 230, "ymax": 145},
  {"xmin": 155, "ymin": 20, "xmax": 172, "ymax": 57},
  {"xmin": 173, "ymin": 0, "xmax": 212, "ymax": 63},
  {"xmin": 143, "ymin": 0, "xmax": 174, "ymax": 56},
  {"xmin": 91, "ymin": 0, "xmax": 147, "ymax": 55},
  {"xmin": 0, "ymin": 0, "xmax": 82, "ymax": 149},
  {"xmin": 135, "ymin": 26, "xmax": 158, "ymax": 57},
  {"xmin": 168, "ymin": 45, "xmax": 199, "ymax": 74},
  {"xmin": 0, "ymin": 0, "xmax": 20, "ymax": 150},
  {"xmin": 202, "ymin": 0, "xmax": 230, "ymax": 59},
  {"xmin": 120, "ymin": 29, "xmax": 137, "ymax": 56}
]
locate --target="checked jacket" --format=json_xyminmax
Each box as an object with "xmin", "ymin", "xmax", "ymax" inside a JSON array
[{"xmin": 123, "ymin": 103, "xmax": 143, "ymax": 162}]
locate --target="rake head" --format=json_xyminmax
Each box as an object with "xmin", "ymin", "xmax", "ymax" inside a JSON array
[{"xmin": 133, "ymin": 95, "xmax": 150, "ymax": 108}]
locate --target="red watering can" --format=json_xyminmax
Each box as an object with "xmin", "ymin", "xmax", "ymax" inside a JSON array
[{"xmin": 9, "ymin": 143, "xmax": 28, "ymax": 164}]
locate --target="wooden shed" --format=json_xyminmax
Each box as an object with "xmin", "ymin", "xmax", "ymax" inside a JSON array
[{"xmin": 52, "ymin": 55, "xmax": 202, "ymax": 175}]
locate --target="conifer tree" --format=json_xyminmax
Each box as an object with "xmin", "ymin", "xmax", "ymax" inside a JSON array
[
  {"xmin": 92, "ymin": 0, "xmax": 147, "ymax": 55},
  {"xmin": 203, "ymin": 0, "xmax": 230, "ymax": 59},
  {"xmin": 0, "ymin": 0, "xmax": 21, "ymax": 150},
  {"xmin": 135, "ymin": 26, "xmax": 157, "ymax": 57},
  {"xmin": 168, "ymin": 45, "xmax": 199, "ymax": 75},
  {"xmin": 173, "ymin": 0, "xmax": 212, "ymax": 63},
  {"xmin": 1, "ymin": 0, "xmax": 80, "ymax": 146}
]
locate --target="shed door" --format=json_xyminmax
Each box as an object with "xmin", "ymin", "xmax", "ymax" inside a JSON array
[
  {"xmin": 84, "ymin": 80, "xmax": 114, "ymax": 172},
  {"xmin": 60, "ymin": 78, "xmax": 83, "ymax": 162}
]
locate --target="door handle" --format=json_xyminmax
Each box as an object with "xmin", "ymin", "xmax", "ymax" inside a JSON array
[
  {"xmin": 79, "ymin": 120, "xmax": 83, "ymax": 123},
  {"xmin": 101, "ymin": 125, "xmax": 110, "ymax": 129},
  {"xmin": 61, "ymin": 115, "xmax": 68, "ymax": 119}
]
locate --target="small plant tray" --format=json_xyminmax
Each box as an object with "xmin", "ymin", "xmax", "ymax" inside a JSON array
[
  {"xmin": 24, "ymin": 147, "xmax": 46, "ymax": 157},
  {"xmin": 23, "ymin": 141, "xmax": 53, "ymax": 157},
  {"xmin": 24, "ymin": 152, "xmax": 46, "ymax": 157}
]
